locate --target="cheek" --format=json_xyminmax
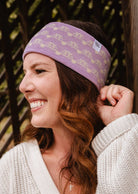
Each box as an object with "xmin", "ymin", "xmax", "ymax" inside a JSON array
[
  {"xmin": 51, "ymin": 81, "xmax": 61, "ymax": 109},
  {"xmin": 50, "ymin": 83, "xmax": 62, "ymax": 106},
  {"xmin": 39, "ymin": 78, "xmax": 61, "ymax": 104}
]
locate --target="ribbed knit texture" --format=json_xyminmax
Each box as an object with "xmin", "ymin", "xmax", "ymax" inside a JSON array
[
  {"xmin": 0, "ymin": 114, "xmax": 138, "ymax": 194},
  {"xmin": 0, "ymin": 142, "xmax": 40, "ymax": 194},
  {"xmin": 0, "ymin": 140, "xmax": 59, "ymax": 194},
  {"xmin": 92, "ymin": 114, "xmax": 138, "ymax": 194}
]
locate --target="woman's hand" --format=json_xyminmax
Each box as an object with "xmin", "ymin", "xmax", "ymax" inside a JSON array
[{"xmin": 98, "ymin": 84, "xmax": 134, "ymax": 125}]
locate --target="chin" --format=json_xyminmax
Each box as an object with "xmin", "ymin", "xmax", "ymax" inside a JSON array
[
  {"xmin": 30, "ymin": 113, "xmax": 48, "ymax": 126},
  {"xmin": 31, "ymin": 114, "xmax": 62, "ymax": 129},
  {"xmin": 31, "ymin": 119, "xmax": 47, "ymax": 128}
]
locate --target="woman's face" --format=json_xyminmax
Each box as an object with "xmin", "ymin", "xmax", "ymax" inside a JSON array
[{"xmin": 19, "ymin": 53, "xmax": 62, "ymax": 128}]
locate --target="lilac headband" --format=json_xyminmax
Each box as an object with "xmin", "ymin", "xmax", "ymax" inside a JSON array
[{"xmin": 23, "ymin": 22, "xmax": 111, "ymax": 90}]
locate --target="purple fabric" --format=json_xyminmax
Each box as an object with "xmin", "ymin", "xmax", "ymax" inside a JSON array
[{"xmin": 23, "ymin": 22, "xmax": 111, "ymax": 90}]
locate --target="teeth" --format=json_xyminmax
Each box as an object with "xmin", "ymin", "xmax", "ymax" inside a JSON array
[{"xmin": 30, "ymin": 101, "xmax": 45, "ymax": 109}]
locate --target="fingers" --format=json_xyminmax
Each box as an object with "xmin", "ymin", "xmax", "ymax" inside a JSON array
[
  {"xmin": 98, "ymin": 84, "xmax": 134, "ymax": 125},
  {"xmin": 100, "ymin": 84, "xmax": 134, "ymax": 106}
]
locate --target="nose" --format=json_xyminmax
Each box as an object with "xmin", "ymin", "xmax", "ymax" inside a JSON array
[{"xmin": 19, "ymin": 74, "xmax": 35, "ymax": 94}]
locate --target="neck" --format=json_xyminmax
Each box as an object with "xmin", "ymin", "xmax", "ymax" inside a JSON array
[{"xmin": 44, "ymin": 123, "xmax": 74, "ymax": 160}]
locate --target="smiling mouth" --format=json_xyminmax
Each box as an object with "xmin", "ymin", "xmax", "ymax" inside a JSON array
[{"xmin": 30, "ymin": 100, "xmax": 46, "ymax": 109}]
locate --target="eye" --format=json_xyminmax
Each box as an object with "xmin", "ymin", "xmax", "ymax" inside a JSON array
[{"xmin": 35, "ymin": 69, "xmax": 46, "ymax": 74}]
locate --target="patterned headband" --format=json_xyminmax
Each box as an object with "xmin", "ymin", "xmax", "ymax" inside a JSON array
[{"xmin": 23, "ymin": 22, "xmax": 111, "ymax": 90}]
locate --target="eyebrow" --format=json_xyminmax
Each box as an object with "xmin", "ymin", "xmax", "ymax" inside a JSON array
[
  {"xmin": 23, "ymin": 62, "xmax": 50, "ymax": 71},
  {"xmin": 31, "ymin": 62, "xmax": 50, "ymax": 68}
]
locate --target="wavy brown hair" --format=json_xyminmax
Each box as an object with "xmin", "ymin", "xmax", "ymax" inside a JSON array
[
  {"xmin": 22, "ymin": 20, "xmax": 111, "ymax": 193},
  {"xmin": 56, "ymin": 62, "xmax": 105, "ymax": 194}
]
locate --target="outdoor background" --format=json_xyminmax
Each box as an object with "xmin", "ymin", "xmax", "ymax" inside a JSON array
[{"xmin": 0, "ymin": 0, "xmax": 137, "ymax": 157}]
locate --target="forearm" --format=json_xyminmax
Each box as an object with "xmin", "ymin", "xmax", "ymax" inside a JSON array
[{"xmin": 92, "ymin": 114, "xmax": 138, "ymax": 194}]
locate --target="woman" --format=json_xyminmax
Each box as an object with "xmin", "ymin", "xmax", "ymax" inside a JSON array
[{"xmin": 0, "ymin": 20, "xmax": 137, "ymax": 194}]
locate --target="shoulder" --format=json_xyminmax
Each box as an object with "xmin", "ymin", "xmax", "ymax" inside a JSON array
[
  {"xmin": 0, "ymin": 141, "xmax": 29, "ymax": 192},
  {"xmin": 0, "ymin": 139, "xmax": 42, "ymax": 193},
  {"xmin": 92, "ymin": 113, "xmax": 138, "ymax": 156},
  {"xmin": 0, "ymin": 142, "xmax": 25, "ymax": 166},
  {"xmin": 0, "ymin": 139, "xmax": 37, "ymax": 171}
]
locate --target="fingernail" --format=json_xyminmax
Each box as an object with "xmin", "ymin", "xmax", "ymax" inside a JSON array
[{"xmin": 111, "ymin": 100, "xmax": 116, "ymax": 105}]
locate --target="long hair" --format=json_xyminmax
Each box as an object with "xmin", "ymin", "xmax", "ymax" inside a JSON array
[
  {"xmin": 22, "ymin": 20, "xmax": 110, "ymax": 194},
  {"xmin": 56, "ymin": 62, "xmax": 105, "ymax": 193}
]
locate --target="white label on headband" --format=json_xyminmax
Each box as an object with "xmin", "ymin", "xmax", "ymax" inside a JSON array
[{"xmin": 93, "ymin": 40, "xmax": 102, "ymax": 52}]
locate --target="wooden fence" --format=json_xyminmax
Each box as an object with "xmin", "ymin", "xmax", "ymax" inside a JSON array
[{"xmin": 0, "ymin": 0, "xmax": 137, "ymax": 157}]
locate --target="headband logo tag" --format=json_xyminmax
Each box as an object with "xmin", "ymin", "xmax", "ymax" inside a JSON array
[{"xmin": 93, "ymin": 40, "xmax": 102, "ymax": 52}]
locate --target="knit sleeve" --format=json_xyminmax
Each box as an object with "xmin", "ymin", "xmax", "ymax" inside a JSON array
[{"xmin": 92, "ymin": 113, "xmax": 138, "ymax": 194}]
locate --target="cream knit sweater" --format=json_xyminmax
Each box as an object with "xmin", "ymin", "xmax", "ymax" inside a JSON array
[{"xmin": 0, "ymin": 114, "xmax": 138, "ymax": 194}]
